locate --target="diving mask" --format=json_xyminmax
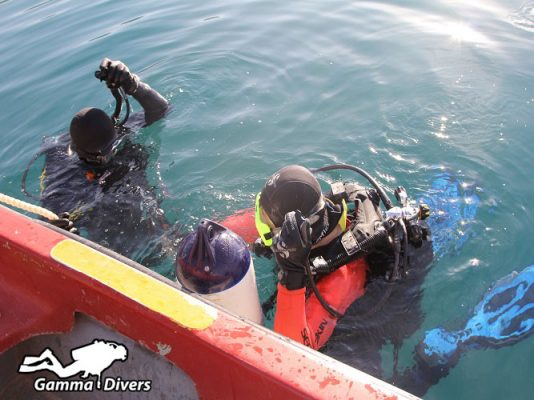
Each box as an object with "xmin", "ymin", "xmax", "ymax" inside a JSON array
[{"xmin": 70, "ymin": 133, "xmax": 126, "ymax": 166}]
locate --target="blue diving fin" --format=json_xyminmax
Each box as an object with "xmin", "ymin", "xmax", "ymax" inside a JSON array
[
  {"xmin": 419, "ymin": 265, "xmax": 534, "ymax": 368},
  {"xmin": 419, "ymin": 171, "xmax": 480, "ymax": 258}
]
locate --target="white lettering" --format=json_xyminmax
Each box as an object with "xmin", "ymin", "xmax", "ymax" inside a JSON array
[
  {"xmin": 104, "ymin": 377, "xmax": 116, "ymax": 391},
  {"xmin": 102, "ymin": 377, "xmax": 152, "ymax": 392},
  {"xmin": 34, "ymin": 377, "xmax": 46, "ymax": 391},
  {"xmin": 69, "ymin": 381, "xmax": 84, "ymax": 391},
  {"xmin": 33, "ymin": 377, "xmax": 149, "ymax": 392},
  {"xmin": 34, "ymin": 378, "xmax": 94, "ymax": 392},
  {"xmin": 54, "ymin": 381, "xmax": 70, "ymax": 391}
]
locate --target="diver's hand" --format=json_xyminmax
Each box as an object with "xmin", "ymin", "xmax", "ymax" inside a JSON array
[
  {"xmin": 253, "ymin": 238, "xmax": 273, "ymax": 259},
  {"xmin": 97, "ymin": 58, "xmax": 139, "ymax": 94},
  {"xmin": 272, "ymin": 210, "xmax": 312, "ymax": 290},
  {"xmin": 49, "ymin": 212, "xmax": 79, "ymax": 234}
]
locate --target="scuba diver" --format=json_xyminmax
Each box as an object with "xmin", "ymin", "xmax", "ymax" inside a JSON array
[
  {"xmin": 23, "ymin": 58, "xmax": 173, "ymax": 262},
  {"xmin": 222, "ymin": 164, "xmax": 433, "ymax": 350},
  {"xmin": 255, "ymin": 165, "xmax": 432, "ymax": 350}
]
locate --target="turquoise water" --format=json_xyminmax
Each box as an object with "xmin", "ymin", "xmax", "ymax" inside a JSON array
[{"xmin": 1, "ymin": 0, "xmax": 534, "ymax": 398}]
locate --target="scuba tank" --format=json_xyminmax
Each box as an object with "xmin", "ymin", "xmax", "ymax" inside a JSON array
[{"xmin": 176, "ymin": 219, "xmax": 263, "ymax": 325}]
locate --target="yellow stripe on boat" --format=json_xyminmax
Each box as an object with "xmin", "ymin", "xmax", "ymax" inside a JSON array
[{"xmin": 51, "ymin": 239, "xmax": 217, "ymax": 330}]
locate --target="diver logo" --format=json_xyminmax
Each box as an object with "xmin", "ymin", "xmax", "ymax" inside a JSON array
[
  {"xmin": 18, "ymin": 339, "xmax": 152, "ymax": 393},
  {"xmin": 266, "ymin": 172, "xmax": 280, "ymax": 187}
]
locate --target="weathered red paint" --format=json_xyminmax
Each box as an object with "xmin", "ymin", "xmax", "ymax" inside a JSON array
[
  {"xmin": 0, "ymin": 205, "xmax": 416, "ymax": 400},
  {"xmin": 319, "ymin": 375, "xmax": 341, "ymax": 389},
  {"xmin": 365, "ymin": 383, "xmax": 399, "ymax": 400}
]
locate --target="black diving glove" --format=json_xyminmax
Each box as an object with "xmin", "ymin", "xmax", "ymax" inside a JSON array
[
  {"xmin": 252, "ymin": 238, "xmax": 273, "ymax": 259},
  {"xmin": 49, "ymin": 212, "xmax": 79, "ymax": 234},
  {"xmin": 271, "ymin": 210, "xmax": 312, "ymax": 290},
  {"xmin": 97, "ymin": 58, "xmax": 140, "ymax": 94}
]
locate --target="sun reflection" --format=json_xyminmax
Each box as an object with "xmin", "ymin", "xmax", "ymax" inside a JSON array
[
  {"xmin": 434, "ymin": 132, "xmax": 449, "ymax": 139},
  {"xmin": 403, "ymin": 12, "xmax": 493, "ymax": 46},
  {"xmin": 447, "ymin": 22, "xmax": 486, "ymax": 43},
  {"xmin": 430, "ymin": 116, "xmax": 450, "ymax": 139}
]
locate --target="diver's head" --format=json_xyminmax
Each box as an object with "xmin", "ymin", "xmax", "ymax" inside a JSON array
[
  {"xmin": 176, "ymin": 219, "xmax": 263, "ymax": 323},
  {"xmin": 255, "ymin": 165, "xmax": 327, "ymax": 246},
  {"xmin": 69, "ymin": 107, "xmax": 117, "ymax": 165}
]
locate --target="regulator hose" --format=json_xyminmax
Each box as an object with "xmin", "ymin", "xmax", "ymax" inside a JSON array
[
  {"xmin": 95, "ymin": 70, "xmax": 131, "ymax": 128},
  {"xmin": 310, "ymin": 163, "xmax": 394, "ymax": 210},
  {"xmin": 111, "ymin": 87, "xmax": 131, "ymax": 128},
  {"xmin": 305, "ymin": 259, "xmax": 343, "ymax": 319},
  {"xmin": 21, "ymin": 150, "xmax": 46, "ymax": 200}
]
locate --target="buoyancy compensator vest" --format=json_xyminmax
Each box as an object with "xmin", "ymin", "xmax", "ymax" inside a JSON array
[{"xmin": 307, "ymin": 165, "xmax": 433, "ymax": 282}]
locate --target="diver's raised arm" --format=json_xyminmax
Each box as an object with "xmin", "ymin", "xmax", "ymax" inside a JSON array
[{"xmin": 97, "ymin": 58, "xmax": 169, "ymax": 125}]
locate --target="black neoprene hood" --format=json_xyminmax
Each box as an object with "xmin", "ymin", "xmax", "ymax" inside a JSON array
[
  {"xmin": 259, "ymin": 165, "xmax": 322, "ymax": 227},
  {"xmin": 69, "ymin": 107, "xmax": 116, "ymax": 154}
]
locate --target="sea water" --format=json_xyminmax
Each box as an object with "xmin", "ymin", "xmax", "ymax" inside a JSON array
[{"xmin": 1, "ymin": 1, "xmax": 534, "ymax": 398}]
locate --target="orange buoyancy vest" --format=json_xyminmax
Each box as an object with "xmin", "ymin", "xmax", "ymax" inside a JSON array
[{"xmin": 274, "ymin": 258, "xmax": 367, "ymax": 349}]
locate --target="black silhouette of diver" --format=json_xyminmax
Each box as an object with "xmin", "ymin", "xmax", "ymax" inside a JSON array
[{"xmin": 18, "ymin": 340, "xmax": 128, "ymax": 389}]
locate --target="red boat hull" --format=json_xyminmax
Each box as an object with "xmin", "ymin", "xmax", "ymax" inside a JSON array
[{"xmin": 0, "ymin": 205, "xmax": 417, "ymax": 399}]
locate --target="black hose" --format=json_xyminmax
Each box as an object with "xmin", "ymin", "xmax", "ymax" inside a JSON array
[
  {"xmin": 310, "ymin": 163, "xmax": 394, "ymax": 210},
  {"xmin": 391, "ymin": 229, "xmax": 401, "ymax": 280},
  {"xmin": 21, "ymin": 150, "xmax": 46, "ymax": 200},
  {"xmin": 400, "ymin": 218, "xmax": 408, "ymax": 278},
  {"xmin": 110, "ymin": 87, "xmax": 131, "ymax": 128},
  {"xmin": 304, "ymin": 259, "xmax": 343, "ymax": 319},
  {"xmin": 111, "ymin": 88, "xmax": 122, "ymax": 124},
  {"xmin": 389, "ymin": 219, "xmax": 409, "ymax": 281},
  {"xmin": 97, "ymin": 70, "xmax": 130, "ymax": 128},
  {"xmin": 120, "ymin": 88, "xmax": 131, "ymax": 126}
]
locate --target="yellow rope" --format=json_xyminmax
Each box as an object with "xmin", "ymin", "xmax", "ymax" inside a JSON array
[{"xmin": 0, "ymin": 193, "xmax": 58, "ymax": 221}]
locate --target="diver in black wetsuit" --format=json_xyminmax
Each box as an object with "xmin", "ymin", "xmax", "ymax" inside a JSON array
[{"xmin": 35, "ymin": 58, "xmax": 172, "ymax": 262}]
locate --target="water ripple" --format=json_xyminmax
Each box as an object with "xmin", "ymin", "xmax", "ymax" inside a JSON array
[
  {"xmin": 89, "ymin": 32, "xmax": 111, "ymax": 42},
  {"xmin": 121, "ymin": 15, "xmax": 143, "ymax": 25},
  {"xmin": 509, "ymin": 2, "xmax": 534, "ymax": 32},
  {"xmin": 25, "ymin": 0, "xmax": 61, "ymax": 13}
]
